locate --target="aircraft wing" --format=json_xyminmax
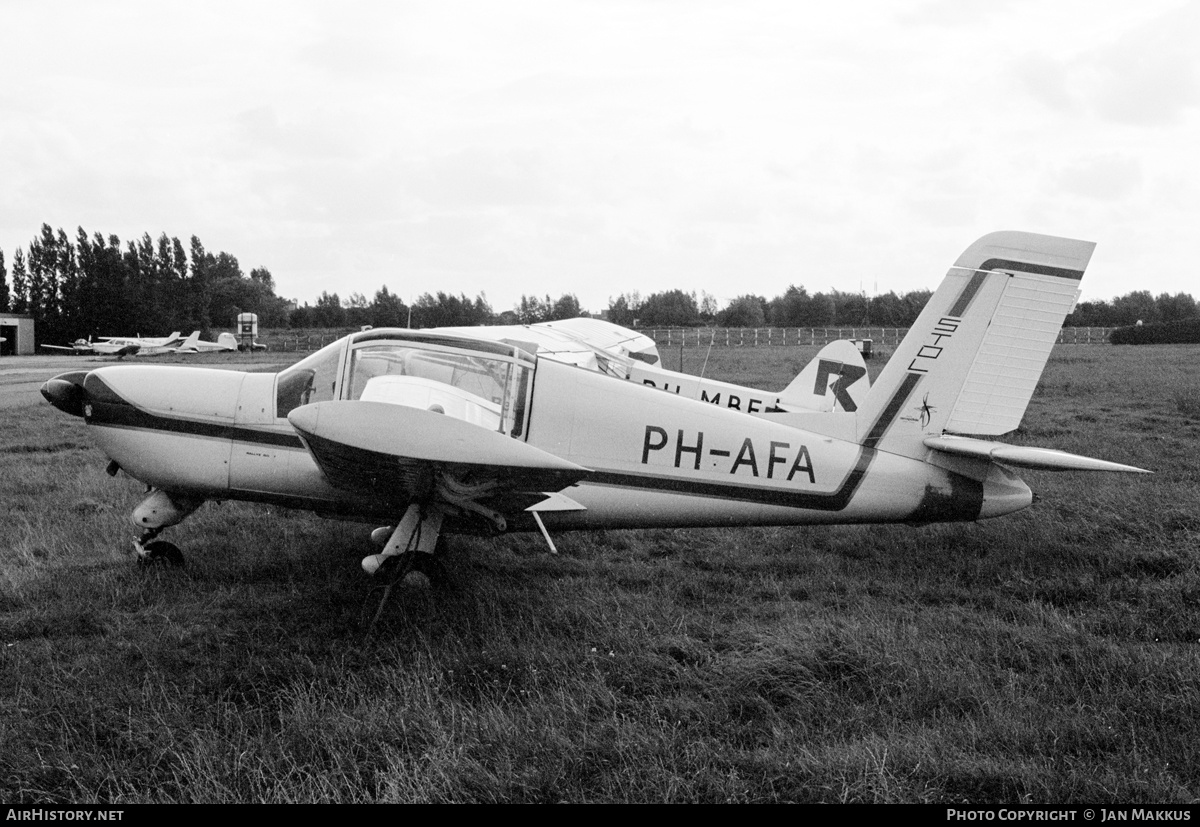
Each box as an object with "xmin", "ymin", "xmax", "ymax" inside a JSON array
[
  {"xmin": 439, "ymin": 317, "xmax": 660, "ymax": 376},
  {"xmin": 288, "ymin": 401, "xmax": 591, "ymax": 514},
  {"xmin": 537, "ymin": 318, "xmax": 660, "ymax": 365},
  {"xmin": 924, "ymin": 435, "xmax": 1150, "ymax": 473},
  {"xmin": 41, "ymin": 344, "xmax": 90, "ymax": 353}
]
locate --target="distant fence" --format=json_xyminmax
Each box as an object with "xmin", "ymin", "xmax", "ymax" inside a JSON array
[
  {"xmin": 1057, "ymin": 327, "xmax": 1114, "ymax": 344},
  {"xmin": 638, "ymin": 327, "xmax": 1115, "ymax": 347},
  {"xmin": 258, "ymin": 331, "xmax": 350, "ymax": 352},
  {"xmin": 253, "ymin": 325, "xmax": 1116, "ymax": 353}
]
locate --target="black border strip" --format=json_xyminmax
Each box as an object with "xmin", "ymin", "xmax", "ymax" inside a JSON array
[
  {"xmin": 948, "ymin": 270, "xmax": 989, "ymax": 318},
  {"xmin": 862, "ymin": 373, "xmax": 922, "ymax": 450},
  {"xmin": 979, "ymin": 257, "xmax": 1084, "ymax": 281}
]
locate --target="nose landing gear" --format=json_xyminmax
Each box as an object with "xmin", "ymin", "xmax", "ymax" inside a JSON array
[{"xmin": 129, "ymin": 489, "xmax": 202, "ymax": 569}]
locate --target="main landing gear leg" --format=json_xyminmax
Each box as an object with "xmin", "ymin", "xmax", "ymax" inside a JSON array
[{"xmin": 360, "ymin": 503, "xmax": 444, "ymax": 632}]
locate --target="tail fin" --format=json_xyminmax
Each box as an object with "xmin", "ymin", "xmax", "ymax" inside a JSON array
[
  {"xmin": 857, "ymin": 231, "xmax": 1094, "ymax": 457},
  {"xmin": 779, "ymin": 340, "xmax": 870, "ymax": 412}
]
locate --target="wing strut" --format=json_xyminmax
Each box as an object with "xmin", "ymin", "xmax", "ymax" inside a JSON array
[{"xmin": 531, "ymin": 511, "xmax": 558, "ymax": 555}]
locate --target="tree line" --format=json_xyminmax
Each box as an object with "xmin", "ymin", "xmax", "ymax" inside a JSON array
[
  {"xmin": 0, "ymin": 224, "xmax": 592, "ymax": 339},
  {"xmin": 0, "ymin": 224, "xmax": 289, "ymax": 344},
  {"xmin": 606, "ymin": 287, "xmax": 936, "ymax": 328},
  {"xmin": 2, "ymin": 224, "xmax": 1195, "ymax": 341},
  {"xmin": 609, "ymin": 287, "xmax": 1199, "ymax": 329}
]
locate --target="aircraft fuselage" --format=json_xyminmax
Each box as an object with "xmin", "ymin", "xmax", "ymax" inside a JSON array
[{"xmin": 69, "ymin": 349, "xmax": 1031, "ymax": 534}]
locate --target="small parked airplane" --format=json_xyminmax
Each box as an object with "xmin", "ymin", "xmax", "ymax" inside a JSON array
[
  {"xmin": 172, "ymin": 331, "xmax": 239, "ymax": 353},
  {"xmin": 42, "ymin": 332, "xmax": 185, "ymax": 358},
  {"xmin": 41, "ymin": 337, "xmax": 101, "ymax": 355},
  {"xmin": 42, "ymin": 231, "xmax": 1149, "ymax": 620},
  {"xmin": 449, "ymin": 318, "xmax": 871, "ymax": 414}
]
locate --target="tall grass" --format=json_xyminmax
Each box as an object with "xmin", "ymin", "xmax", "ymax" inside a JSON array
[{"xmin": 2, "ymin": 345, "xmax": 1199, "ymax": 802}]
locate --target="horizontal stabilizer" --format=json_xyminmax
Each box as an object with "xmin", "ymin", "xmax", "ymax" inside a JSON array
[
  {"xmin": 526, "ymin": 491, "xmax": 587, "ymax": 512},
  {"xmin": 924, "ymin": 435, "xmax": 1151, "ymax": 473}
]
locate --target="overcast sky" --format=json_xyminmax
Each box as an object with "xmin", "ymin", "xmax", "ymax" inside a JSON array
[{"xmin": 2, "ymin": 0, "xmax": 1197, "ymax": 316}]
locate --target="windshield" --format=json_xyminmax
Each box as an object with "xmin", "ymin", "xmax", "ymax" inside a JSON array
[
  {"xmin": 276, "ymin": 338, "xmax": 345, "ymax": 418},
  {"xmin": 275, "ymin": 330, "xmax": 534, "ymax": 437}
]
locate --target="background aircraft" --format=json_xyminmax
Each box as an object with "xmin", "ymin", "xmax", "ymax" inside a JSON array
[
  {"xmin": 41, "ymin": 231, "xmax": 1149, "ymax": 622},
  {"xmin": 41, "ymin": 337, "xmax": 101, "ymax": 355},
  {"xmin": 41, "ymin": 332, "xmax": 185, "ymax": 358},
  {"xmin": 172, "ymin": 331, "xmax": 239, "ymax": 353},
  {"xmin": 454, "ymin": 317, "xmax": 870, "ymax": 414}
]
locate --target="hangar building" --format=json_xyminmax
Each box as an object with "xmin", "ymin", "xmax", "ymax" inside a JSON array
[{"xmin": 0, "ymin": 313, "xmax": 35, "ymax": 356}]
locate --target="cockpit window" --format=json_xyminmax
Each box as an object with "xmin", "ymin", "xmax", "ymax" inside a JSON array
[
  {"xmin": 275, "ymin": 339, "xmax": 344, "ymax": 418},
  {"xmin": 347, "ymin": 336, "xmax": 533, "ymax": 436},
  {"xmin": 274, "ymin": 331, "xmax": 535, "ymax": 437}
]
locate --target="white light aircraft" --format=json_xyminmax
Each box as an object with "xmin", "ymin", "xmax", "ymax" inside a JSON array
[
  {"xmin": 41, "ymin": 337, "xmax": 102, "ymax": 355},
  {"xmin": 42, "ymin": 232, "xmax": 1149, "ymax": 618},
  {"xmin": 445, "ymin": 318, "xmax": 872, "ymax": 414},
  {"xmin": 172, "ymin": 331, "xmax": 239, "ymax": 353},
  {"xmin": 42, "ymin": 332, "xmax": 185, "ymax": 358}
]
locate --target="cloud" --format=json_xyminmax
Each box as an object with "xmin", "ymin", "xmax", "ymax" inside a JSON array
[
  {"xmin": 1083, "ymin": 6, "xmax": 1200, "ymax": 125},
  {"xmin": 1014, "ymin": 54, "xmax": 1077, "ymax": 114},
  {"xmin": 1055, "ymin": 155, "xmax": 1143, "ymax": 201}
]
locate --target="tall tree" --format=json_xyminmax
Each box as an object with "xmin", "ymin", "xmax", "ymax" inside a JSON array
[
  {"xmin": 25, "ymin": 224, "xmax": 55, "ymax": 324},
  {"xmin": 606, "ymin": 292, "xmax": 641, "ymax": 326},
  {"xmin": 411, "ymin": 291, "xmax": 491, "ymax": 328},
  {"xmin": 767, "ymin": 285, "xmax": 810, "ymax": 326},
  {"xmin": 189, "ymin": 235, "xmax": 213, "ymax": 332},
  {"xmin": 0, "ymin": 249, "xmax": 8, "ymax": 312},
  {"xmin": 638, "ymin": 289, "xmax": 700, "ymax": 327},
  {"xmin": 312, "ymin": 291, "xmax": 346, "ymax": 327},
  {"xmin": 10, "ymin": 248, "xmax": 29, "ymax": 314},
  {"xmin": 51, "ymin": 227, "xmax": 77, "ymax": 342},
  {"xmin": 717, "ymin": 295, "xmax": 767, "ymax": 327},
  {"xmin": 549, "ymin": 293, "xmax": 583, "ymax": 320},
  {"xmin": 516, "ymin": 294, "xmax": 552, "ymax": 323},
  {"xmin": 249, "ymin": 266, "xmax": 275, "ymax": 292},
  {"xmin": 368, "ymin": 285, "xmax": 408, "ymax": 328}
]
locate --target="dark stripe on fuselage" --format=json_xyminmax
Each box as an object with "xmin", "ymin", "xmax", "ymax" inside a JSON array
[
  {"xmin": 585, "ymin": 462, "xmax": 870, "ymax": 511},
  {"xmin": 588, "ymin": 372, "xmax": 925, "ymax": 512},
  {"xmin": 82, "ymin": 372, "xmax": 304, "ymax": 449},
  {"xmin": 80, "ymin": 356, "xmax": 932, "ymax": 518}
]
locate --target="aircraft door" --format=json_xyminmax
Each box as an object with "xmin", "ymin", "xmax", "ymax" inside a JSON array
[{"xmin": 229, "ymin": 372, "xmax": 303, "ymax": 495}]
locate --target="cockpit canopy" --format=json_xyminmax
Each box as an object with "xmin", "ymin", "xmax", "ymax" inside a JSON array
[{"xmin": 276, "ymin": 329, "xmax": 536, "ymax": 438}]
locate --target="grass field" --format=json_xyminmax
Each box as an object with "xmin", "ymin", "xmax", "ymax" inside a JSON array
[{"xmin": 2, "ymin": 344, "xmax": 1199, "ymax": 803}]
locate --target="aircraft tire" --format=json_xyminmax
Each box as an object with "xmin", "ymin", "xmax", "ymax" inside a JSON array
[{"xmin": 138, "ymin": 540, "xmax": 186, "ymax": 569}]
